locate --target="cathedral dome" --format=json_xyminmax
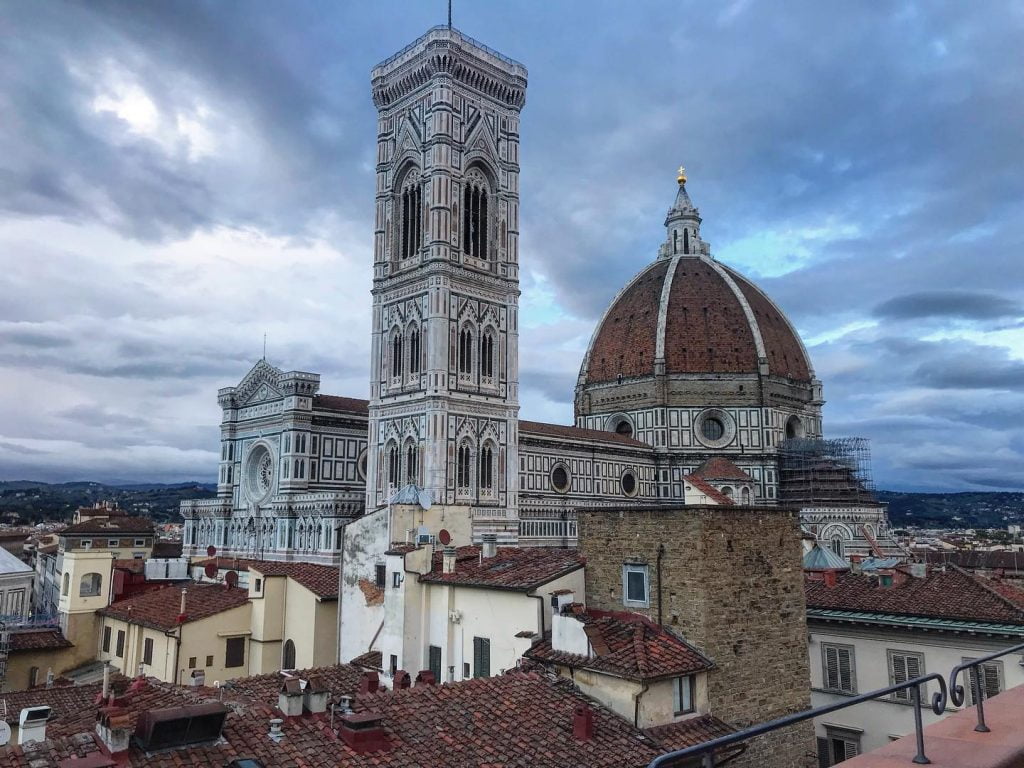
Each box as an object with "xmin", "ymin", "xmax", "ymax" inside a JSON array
[{"xmin": 578, "ymin": 176, "xmax": 814, "ymax": 390}]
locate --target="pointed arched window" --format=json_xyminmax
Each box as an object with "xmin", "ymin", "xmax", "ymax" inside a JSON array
[
  {"xmin": 406, "ymin": 442, "xmax": 418, "ymax": 485},
  {"xmin": 683, "ymin": 228, "xmax": 689, "ymax": 254},
  {"xmin": 457, "ymin": 443, "xmax": 472, "ymax": 491},
  {"xmin": 391, "ymin": 331, "xmax": 403, "ymax": 378},
  {"xmin": 409, "ymin": 327, "xmax": 420, "ymax": 375},
  {"xmin": 480, "ymin": 331, "xmax": 495, "ymax": 379},
  {"xmin": 400, "ymin": 171, "xmax": 422, "ymax": 260},
  {"xmin": 458, "ymin": 327, "xmax": 473, "ymax": 374},
  {"xmin": 479, "ymin": 445, "xmax": 494, "ymax": 491},
  {"xmin": 462, "ymin": 172, "xmax": 489, "ymax": 259},
  {"xmin": 388, "ymin": 444, "xmax": 399, "ymax": 486}
]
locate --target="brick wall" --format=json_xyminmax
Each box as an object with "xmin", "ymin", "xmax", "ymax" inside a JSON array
[{"xmin": 578, "ymin": 505, "xmax": 815, "ymax": 768}]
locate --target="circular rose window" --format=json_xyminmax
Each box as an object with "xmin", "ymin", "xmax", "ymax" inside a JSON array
[{"xmin": 245, "ymin": 444, "xmax": 276, "ymax": 504}]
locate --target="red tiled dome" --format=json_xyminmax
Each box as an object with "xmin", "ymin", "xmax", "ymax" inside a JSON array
[{"xmin": 581, "ymin": 255, "xmax": 812, "ymax": 385}]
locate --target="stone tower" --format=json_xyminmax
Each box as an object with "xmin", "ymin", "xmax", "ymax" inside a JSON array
[{"xmin": 366, "ymin": 26, "xmax": 527, "ymax": 539}]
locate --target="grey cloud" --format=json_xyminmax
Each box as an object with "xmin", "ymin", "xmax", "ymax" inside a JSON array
[
  {"xmin": 915, "ymin": 357, "xmax": 1024, "ymax": 390},
  {"xmin": 873, "ymin": 292, "xmax": 1023, "ymax": 321}
]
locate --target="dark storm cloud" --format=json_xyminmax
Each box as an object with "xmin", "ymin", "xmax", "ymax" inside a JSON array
[
  {"xmin": 915, "ymin": 357, "xmax": 1024, "ymax": 390},
  {"xmin": 874, "ymin": 292, "xmax": 1023, "ymax": 321}
]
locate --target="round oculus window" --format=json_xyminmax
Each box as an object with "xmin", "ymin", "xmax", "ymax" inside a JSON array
[
  {"xmin": 615, "ymin": 421, "xmax": 633, "ymax": 437},
  {"xmin": 551, "ymin": 465, "xmax": 570, "ymax": 493},
  {"xmin": 245, "ymin": 444, "xmax": 275, "ymax": 504},
  {"xmin": 695, "ymin": 409, "xmax": 736, "ymax": 449},
  {"xmin": 620, "ymin": 469, "xmax": 638, "ymax": 497},
  {"xmin": 702, "ymin": 417, "xmax": 725, "ymax": 441}
]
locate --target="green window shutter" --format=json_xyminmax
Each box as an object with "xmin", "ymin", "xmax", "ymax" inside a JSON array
[
  {"xmin": 983, "ymin": 663, "xmax": 1001, "ymax": 699},
  {"xmin": 824, "ymin": 646, "xmax": 839, "ymax": 690},
  {"xmin": 838, "ymin": 647, "xmax": 853, "ymax": 692}
]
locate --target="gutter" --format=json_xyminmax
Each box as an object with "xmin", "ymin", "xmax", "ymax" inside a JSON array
[{"xmin": 633, "ymin": 681, "xmax": 650, "ymax": 728}]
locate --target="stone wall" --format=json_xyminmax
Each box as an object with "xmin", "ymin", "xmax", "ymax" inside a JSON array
[{"xmin": 578, "ymin": 505, "xmax": 815, "ymax": 768}]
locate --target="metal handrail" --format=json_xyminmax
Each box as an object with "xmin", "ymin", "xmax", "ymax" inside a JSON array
[{"xmin": 647, "ymin": 640, "xmax": 1024, "ymax": 767}]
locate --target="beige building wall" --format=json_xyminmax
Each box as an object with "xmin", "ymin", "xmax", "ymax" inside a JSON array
[
  {"xmin": 248, "ymin": 569, "xmax": 338, "ymax": 674},
  {"xmin": 56, "ymin": 550, "xmax": 116, "ymax": 670}
]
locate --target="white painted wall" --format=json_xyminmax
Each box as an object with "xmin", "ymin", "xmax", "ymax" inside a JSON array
[{"xmin": 808, "ymin": 622, "xmax": 1024, "ymax": 755}]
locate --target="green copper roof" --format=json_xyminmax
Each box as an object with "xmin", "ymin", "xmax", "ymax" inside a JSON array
[{"xmin": 807, "ymin": 608, "xmax": 1024, "ymax": 636}]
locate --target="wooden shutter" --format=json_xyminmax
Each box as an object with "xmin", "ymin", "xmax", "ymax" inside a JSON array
[
  {"xmin": 473, "ymin": 637, "xmax": 490, "ymax": 677},
  {"xmin": 842, "ymin": 737, "xmax": 860, "ymax": 759},
  {"xmin": 983, "ymin": 663, "xmax": 1002, "ymax": 699},
  {"xmin": 816, "ymin": 737, "xmax": 830, "ymax": 768},
  {"xmin": 824, "ymin": 646, "xmax": 839, "ymax": 690},
  {"xmin": 838, "ymin": 647, "xmax": 853, "ymax": 692},
  {"xmin": 225, "ymin": 636, "xmax": 245, "ymax": 668}
]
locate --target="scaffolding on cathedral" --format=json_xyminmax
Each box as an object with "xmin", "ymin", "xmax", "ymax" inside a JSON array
[{"xmin": 778, "ymin": 437, "xmax": 876, "ymax": 505}]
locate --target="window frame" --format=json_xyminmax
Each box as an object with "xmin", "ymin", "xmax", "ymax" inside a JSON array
[
  {"xmin": 962, "ymin": 657, "xmax": 1004, "ymax": 705},
  {"xmin": 821, "ymin": 642, "xmax": 857, "ymax": 695},
  {"xmin": 143, "ymin": 637, "xmax": 154, "ymax": 666},
  {"xmin": 115, "ymin": 630, "xmax": 125, "ymax": 658},
  {"xmin": 472, "ymin": 636, "xmax": 491, "ymax": 678},
  {"xmin": 102, "ymin": 626, "xmax": 111, "ymax": 653},
  {"xmin": 887, "ymin": 649, "xmax": 925, "ymax": 703},
  {"xmin": 673, "ymin": 675, "xmax": 696, "ymax": 715},
  {"xmin": 823, "ymin": 726, "xmax": 862, "ymax": 764},
  {"xmin": 622, "ymin": 563, "xmax": 650, "ymax": 607},
  {"xmin": 225, "ymin": 636, "xmax": 246, "ymax": 669}
]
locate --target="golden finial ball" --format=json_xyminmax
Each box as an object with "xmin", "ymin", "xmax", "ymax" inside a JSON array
[{"xmin": 677, "ymin": 166, "xmax": 687, "ymax": 185}]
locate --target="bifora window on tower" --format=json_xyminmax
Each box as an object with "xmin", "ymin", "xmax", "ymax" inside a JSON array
[
  {"xmin": 462, "ymin": 169, "xmax": 490, "ymax": 259},
  {"xmin": 400, "ymin": 169, "xmax": 422, "ymax": 260}
]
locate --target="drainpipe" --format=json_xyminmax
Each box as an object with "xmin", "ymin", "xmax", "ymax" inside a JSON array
[
  {"xmin": 530, "ymin": 592, "xmax": 546, "ymax": 636},
  {"xmin": 656, "ymin": 543, "xmax": 665, "ymax": 626}
]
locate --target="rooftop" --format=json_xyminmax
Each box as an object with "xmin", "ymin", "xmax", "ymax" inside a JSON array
[
  {"xmin": 805, "ymin": 567, "xmax": 1024, "ymax": 626},
  {"xmin": 99, "ymin": 583, "xmax": 249, "ymax": 631},
  {"xmin": 420, "ymin": 546, "xmax": 584, "ymax": 591},
  {"xmin": 313, "ymin": 394, "xmax": 369, "ymax": 415},
  {"xmin": 644, "ymin": 714, "xmax": 735, "ymax": 751},
  {"xmin": 9, "ymin": 629, "xmax": 73, "ymax": 652},
  {"xmin": 691, "ymin": 457, "xmax": 755, "ymax": 482},
  {"xmin": 526, "ymin": 609, "xmax": 713, "ymax": 681},
  {"xmin": 682, "ymin": 474, "xmax": 735, "ymax": 505},
  {"xmin": 61, "ymin": 517, "xmax": 155, "ymax": 536},
  {"xmin": 519, "ymin": 419, "xmax": 650, "ymax": 448},
  {"xmin": 195, "ymin": 558, "xmax": 339, "ymax": 599}
]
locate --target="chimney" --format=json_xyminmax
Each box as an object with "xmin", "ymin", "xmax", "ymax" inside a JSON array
[
  {"xmin": 18, "ymin": 706, "xmax": 51, "ymax": 746},
  {"xmin": 414, "ymin": 670, "xmax": 436, "ymax": 686},
  {"xmin": 572, "ymin": 705, "xmax": 594, "ymax": 741},
  {"xmin": 909, "ymin": 562, "xmax": 927, "ymax": 579},
  {"xmin": 358, "ymin": 670, "xmax": 380, "ymax": 694},
  {"xmin": 95, "ymin": 704, "xmax": 131, "ymax": 754},
  {"xmin": 278, "ymin": 677, "xmax": 304, "ymax": 717},
  {"xmin": 392, "ymin": 670, "xmax": 411, "ymax": 690},
  {"xmin": 338, "ymin": 713, "xmax": 389, "ymax": 754},
  {"xmin": 336, "ymin": 695, "xmax": 354, "ymax": 714},
  {"xmin": 823, "ymin": 570, "xmax": 837, "ymax": 588},
  {"xmin": 442, "ymin": 547, "xmax": 457, "ymax": 575},
  {"xmin": 268, "ymin": 717, "xmax": 284, "ymax": 743},
  {"xmin": 303, "ymin": 675, "xmax": 330, "ymax": 715},
  {"xmin": 481, "ymin": 533, "xmax": 497, "ymax": 559},
  {"xmin": 177, "ymin": 588, "xmax": 188, "ymax": 624}
]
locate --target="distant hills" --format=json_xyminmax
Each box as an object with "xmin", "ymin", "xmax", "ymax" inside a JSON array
[
  {"xmin": 2, "ymin": 480, "xmax": 1022, "ymax": 529},
  {"xmin": 0, "ymin": 480, "xmax": 217, "ymax": 524}
]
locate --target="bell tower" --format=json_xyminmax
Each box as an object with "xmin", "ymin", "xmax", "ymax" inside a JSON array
[{"xmin": 365, "ymin": 26, "xmax": 527, "ymax": 539}]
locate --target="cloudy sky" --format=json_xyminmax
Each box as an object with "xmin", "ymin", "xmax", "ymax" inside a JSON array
[{"xmin": 1, "ymin": 1, "xmax": 1022, "ymax": 491}]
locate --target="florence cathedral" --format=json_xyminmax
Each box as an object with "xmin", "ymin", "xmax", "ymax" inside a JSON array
[{"xmin": 181, "ymin": 24, "xmax": 899, "ymax": 566}]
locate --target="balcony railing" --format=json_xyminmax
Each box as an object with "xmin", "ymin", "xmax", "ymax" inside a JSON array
[{"xmin": 648, "ymin": 640, "xmax": 1024, "ymax": 767}]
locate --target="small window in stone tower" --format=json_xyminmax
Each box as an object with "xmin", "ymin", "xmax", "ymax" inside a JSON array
[
  {"xmin": 457, "ymin": 443, "xmax": 472, "ymax": 492},
  {"xmin": 463, "ymin": 175, "xmax": 489, "ymax": 259},
  {"xmin": 458, "ymin": 328, "xmax": 473, "ymax": 374},
  {"xmin": 480, "ymin": 331, "xmax": 495, "ymax": 378},
  {"xmin": 391, "ymin": 332, "xmax": 404, "ymax": 378},
  {"xmin": 388, "ymin": 444, "xmax": 399, "ymax": 486},
  {"xmin": 406, "ymin": 443, "xmax": 418, "ymax": 484},
  {"xmin": 623, "ymin": 563, "xmax": 649, "ymax": 607},
  {"xmin": 479, "ymin": 445, "xmax": 494, "ymax": 491},
  {"xmin": 400, "ymin": 173, "xmax": 422, "ymax": 260},
  {"xmin": 409, "ymin": 327, "xmax": 420, "ymax": 375}
]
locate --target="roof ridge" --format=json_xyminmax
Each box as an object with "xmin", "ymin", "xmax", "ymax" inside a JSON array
[{"xmin": 958, "ymin": 565, "xmax": 1024, "ymax": 616}]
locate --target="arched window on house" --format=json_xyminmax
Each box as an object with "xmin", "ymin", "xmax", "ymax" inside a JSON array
[
  {"xmin": 479, "ymin": 445, "xmax": 494, "ymax": 493},
  {"xmin": 391, "ymin": 331, "xmax": 404, "ymax": 378},
  {"xmin": 741, "ymin": 487, "xmax": 751, "ymax": 504},
  {"xmin": 684, "ymin": 228, "xmax": 689, "ymax": 254},
  {"xmin": 720, "ymin": 486, "xmax": 734, "ymax": 499},
  {"xmin": 458, "ymin": 327, "xmax": 473, "ymax": 375},
  {"xmin": 456, "ymin": 443, "xmax": 472, "ymax": 492},
  {"xmin": 409, "ymin": 326, "xmax": 420, "ymax": 375},
  {"xmin": 387, "ymin": 444, "xmax": 399, "ymax": 487},
  {"xmin": 283, "ymin": 639, "xmax": 296, "ymax": 670},
  {"xmin": 480, "ymin": 330, "xmax": 495, "ymax": 379},
  {"xmin": 79, "ymin": 573, "xmax": 102, "ymax": 598},
  {"xmin": 463, "ymin": 173, "xmax": 489, "ymax": 259},
  {"xmin": 401, "ymin": 172, "xmax": 422, "ymax": 260},
  {"xmin": 406, "ymin": 442, "xmax": 418, "ymax": 485}
]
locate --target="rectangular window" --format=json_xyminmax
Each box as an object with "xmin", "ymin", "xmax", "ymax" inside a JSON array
[
  {"xmin": 134, "ymin": 539, "xmax": 145, "ymax": 547},
  {"xmin": 206, "ymin": 655, "xmax": 214, "ymax": 667},
  {"xmin": 143, "ymin": 638, "xmax": 154, "ymax": 665},
  {"xmin": 311, "ymin": 436, "xmax": 318, "ymax": 455},
  {"xmin": 81, "ymin": 540, "xmax": 92, "ymax": 549},
  {"xmin": 254, "ymin": 578, "xmax": 262, "ymax": 593},
  {"xmin": 390, "ymin": 654, "xmax": 398, "ymax": 676},
  {"xmin": 108, "ymin": 539, "xmax": 119, "ymax": 548},
  {"xmin": 463, "ymin": 662, "xmax": 470, "ymax": 679},
  {"xmin": 623, "ymin": 563, "xmax": 649, "ymax": 607},
  {"xmin": 888, "ymin": 650, "xmax": 925, "ymax": 702},
  {"xmin": 189, "ymin": 656, "xmax": 196, "ymax": 669},
  {"xmin": 473, "ymin": 637, "xmax": 491, "ymax": 678},
  {"xmin": 825, "ymin": 728, "xmax": 861, "ymax": 764},
  {"xmin": 429, "ymin": 645, "xmax": 442, "ymax": 682},
  {"xmin": 392, "ymin": 571, "xmax": 402, "ymax": 588},
  {"xmin": 225, "ymin": 636, "xmax": 245, "ymax": 668},
  {"xmin": 822, "ymin": 644, "xmax": 856, "ymax": 694},
  {"xmin": 102, "ymin": 626, "xmax": 111, "ymax": 653},
  {"xmin": 375, "ymin": 564, "xmax": 386, "ymax": 589},
  {"xmin": 963, "ymin": 658, "xmax": 1004, "ymax": 704},
  {"xmin": 673, "ymin": 675, "xmax": 695, "ymax": 715},
  {"xmin": 115, "ymin": 630, "xmax": 125, "ymax": 658}
]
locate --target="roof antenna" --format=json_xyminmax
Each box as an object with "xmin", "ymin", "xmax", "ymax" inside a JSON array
[
  {"xmin": 447, "ymin": 0, "xmax": 452, "ymax": 28},
  {"xmin": 263, "ymin": 332, "xmax": 267, "ymax": 361}
]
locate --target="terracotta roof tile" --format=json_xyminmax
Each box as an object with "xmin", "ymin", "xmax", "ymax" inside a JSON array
[
  {"xmin": 519, "ymin": 419, "xmax": 650, "ymax": 448},
  {"xmin": 350, "ymin": 650, "xmax": 383, "ymax": 669},
  {"xmin": 805, "ymin": 567, "xmax": 1024, "ymax": 625},
  {"xmin": 9, "ymin": 629, "xmax": 73, "ymax": 652},
  {"xmin": 644, "ymin": 714, "xmax": 735, "ymax": 750},
  {"xmin": 420, "ymin": 546, "xmax": 584, "ymax": 591},
  {"xmin": 61, "ymin": 517, "xmax": 155, "ymax": 535},
  {"xmin": 683, "ymin": 474, "xmax": 735, "ymax": 505},
  {"xmin": 314, "ymin": 394, "xmax": 369, "ymax": 415},
  {"xmin": 99, "ymin": 583, "xmax": 248, "ymax": 631},
  {"xmin": 247, "ymin": 561, "xmax": 339, "ymax": 599},
  {"xmin": 691, "ymin": 457, "xmax": 754, "ymax": 482},
  {"xmin": 526, "ymin": 610, "xmax": 713, "ymax": 681}
]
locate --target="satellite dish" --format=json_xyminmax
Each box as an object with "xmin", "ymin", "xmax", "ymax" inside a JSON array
[
  {"xmin": 225, "ymin": 571, "xmax": 239, "ymax": 588},
  {"xmin": 203, "ymin": 562, "xmax": 218, "ymax": 579},
  {"xmin": 438, "ymin": 529, "xmax": 451, "ymax": 546},
  {"xmin": 417, "ymin": 490, "xmax": 433, "ymax": 511},
  {"xmin": 0, "ymin": 720, "xmax": 11, "ymax": 746},
  {"xmin": 207, "ymin": 545, "xmax": 217, "ymax": 557}
]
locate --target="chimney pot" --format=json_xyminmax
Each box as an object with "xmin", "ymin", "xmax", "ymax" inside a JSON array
[
  {"xmin": 392, "ymin": 670, "xmax": 411, "ymax": 690},
  {"xmin": 481, "ymin": 533, "xmax": 497, "ymax": 559},
  {"xmin": 572, "ymin": 705, "xmax": 594, "ymax": 741},
  {"xmin": 338, "ymin": 713, "xmax": 389, "ymax": 754},
  {"xmin": 442, "ymin": 546, "xmax": 457, "ymax": 575},
  {"xmin": 358, "ymin": 670, "xmax": 380, "ymax": 694},
  {"xmin": 414, "ymin": 670, "xmax": 436, "ymax": 686},
  {"xmin": 823, "ymin": 571, "xmax": 837, "ymax": 588}
]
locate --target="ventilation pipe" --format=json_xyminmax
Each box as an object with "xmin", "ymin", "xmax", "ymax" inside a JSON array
[
  {"xmin": 481, "ymin": 533, "xmax": 497, "ymax": 559},
  {"xmin": 442, "ymin": 547, "xmax": 457, "ymax": 574},
  {"xmin": 573, "ymin": 705, "xmax": 594, "ymax": 741}
]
